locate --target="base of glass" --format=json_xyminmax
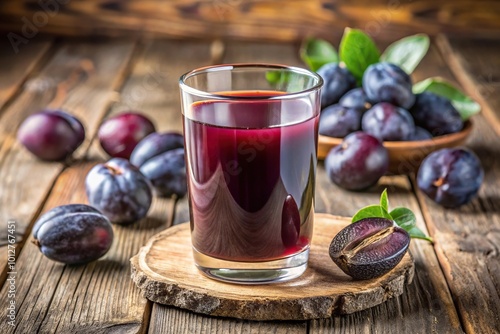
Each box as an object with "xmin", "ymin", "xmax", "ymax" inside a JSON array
[{"xmin": 192, "ymin": 247, "xmax": 309, "ymax": 284}]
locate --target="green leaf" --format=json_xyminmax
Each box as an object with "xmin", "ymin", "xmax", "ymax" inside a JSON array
[
  {"xmin": 265, "ymin": 70, "xmax": 303, "ymax": 92},
  {"xmin": 390, "ymin": 207, "xmax": 416, "ymax": 231},
  {"xmin": 350, "ymin": 189, "xmax": 433, "ymax": 243},
  {"xmin": 300, "ymin": 38, "xmax": 339, "ymax": 72},
  {"xmin": 265, "ymin": 70, "xmax": 288, "ymax": 85},
  {"xmin": 339, "ymin": 28, "xmax": 380, "ymax": 80},
  {"xmin": 413, "ymin": 77, "xmax": 481, "ymax": 120},
  {"xmin": 406, "ymin": 226, "xmax": 433, "ymax": 243},
  {"xmin": 380, "ymin": 34, "xmax": 429, "ymax": 74},
  {"xmin": 380, "ymin": 189, "xmax": 389, "ymax": 212},
  {"xmin": 352, "ymin": 205, "xmax": 392, "ymax": 223}
]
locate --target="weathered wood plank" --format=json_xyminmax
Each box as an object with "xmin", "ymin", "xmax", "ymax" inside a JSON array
[
  {"xmin": 1, "ymin": 0, "xmax": 500, "ymax": 43},
  {"xmin": 0, "ymin": 39, "xmax": 53, "ymax": 112},
  {"xmin": 0, "ymin": 161, "xmax": 173, "ymax": 334},
  {"xmin": 149, "ymin": 305, "xmax": 307, "ymax": 334},
  {"xmin": 0, "ymin": 40, "xmax": 212, "ymax": 333},
  {"xmin": 0, "ymin": 40, "xmax": 136, "ymax": 283},
  {"xmin": 412, "ymin": 39, "xmax": 500, "ymax": 334},
  {"xmin": 435, "ymin": 35, "xmax": 500, "ymax": 137},
  {"xmin": 414, "ymin": 119, "xmax": 500, "ymax": 333},
  {"xmin": 106, "ymin": 40, "xmax": 214, "ymax": 133}
]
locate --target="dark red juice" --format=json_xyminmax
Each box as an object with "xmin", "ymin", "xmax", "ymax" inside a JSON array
[{"xmin": 183, "ymin": 91, "xmax": 319, "ymax": 262}]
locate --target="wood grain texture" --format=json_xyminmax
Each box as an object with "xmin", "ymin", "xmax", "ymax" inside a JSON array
[
  {"xmin": 131, "ymin": 214, "xmax": 415, "ymax": 320},
  {"xmin": 0, "ymin": 40, "xmax": 135, "ymax": 284},
  {"xmin": 412, "ymin": 40, "xmax": 500, "ymax": 334},
  {"xmin": 1, "ymin": 0, "xmax": 500, "ymax": 42},
  {"xmin": 105, "ymin": 40, "xmax": 215, "ymax": 133},
  {"xmin": 0, "ymin": 39, "xmax": 53, "ymax": 112},
  {"xmin": 0, "ymin": 40, "xmax": 211, "ymax": 333},
  {"xmin": 435, "ymin": 35, "xmax": 500, "ymax": 137},
  {"xmin": 0, "ymin": 161, "xmax": 174, "ymax": 334},
  {"xmin": 404, "ymin": 42, "xmax": 500, "ymax": 333},
  {"xmin": 149, "ymin": 305, "xmax": 307, "ymax": 334}
]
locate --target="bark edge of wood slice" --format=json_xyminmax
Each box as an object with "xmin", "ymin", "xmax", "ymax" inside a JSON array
[{"xmin": 130, "ymin": 213, "xmax": 414, "ymax": 320}]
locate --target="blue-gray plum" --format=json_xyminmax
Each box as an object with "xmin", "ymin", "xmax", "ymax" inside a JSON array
[
  {"xmin": 319, "ymin": 104, "xmax": 362, "ymax": 138},
  {"xmin": 32, "ymin": 204, "xmax": 113, "ymax": 264},
  {"xmin": 363, "ymin": 63, "xmax": 415, "ymax": 109},
  {"xmin": 325, "ymin": 132, "xmax": 389, "ymax": 190},
  {"xmin": 130, "ymin": 132, "xmax": 184, "ymax": 167},
  {"xmin": 362, "ymin": 102, "xmax": 415, "ymax": 141},
  {"xmin": 17, "ymin": 110, "xmax": 85, "ymax": 161},
  {"xmin": 138, "ymin": 148, "xmax": 187, "ymax": 197},
  {"xmin": 417, "ymin": 148, "xmax": 483, "ymax": 208},
  {"xmin": 86, "ymin": 158, "xmax": 152, "ymax": 224},
  {"xmin": 98, "ymin": 112, "xmax": 156, "ymax": 159},
  {"xmin": 410, "ymin": 92, "xmax": 463, "ymax": 136},
  {"xmin": 317, "ymin": 63, "xmax": 356, "ymax": 109},
  {"xmin": 339, "ymin": 88, "xmax": 372, "ymax": 112},
  {"xmin": 409, "ymin": 127, "xmax": 433, "ymax": 141}
]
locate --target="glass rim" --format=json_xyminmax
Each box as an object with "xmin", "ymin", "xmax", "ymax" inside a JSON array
[{"xmin": 179, "ymin": 63, "xmax": 323, "ymax": 100}]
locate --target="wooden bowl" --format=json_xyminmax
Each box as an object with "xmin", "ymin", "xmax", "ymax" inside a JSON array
[{"xmin": 318, "ymin": 120, "xmax": 473, "ymax": 175}]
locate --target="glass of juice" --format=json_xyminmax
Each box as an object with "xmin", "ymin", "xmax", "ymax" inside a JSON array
[{"xmin": 179, "ymin": 64, "xmax": 323, "ymax": 284}]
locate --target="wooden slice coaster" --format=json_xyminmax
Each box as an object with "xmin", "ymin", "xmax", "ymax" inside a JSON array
[{"xmin": 130, "ymin": 214, "xmax": 414, "ymax": 321}]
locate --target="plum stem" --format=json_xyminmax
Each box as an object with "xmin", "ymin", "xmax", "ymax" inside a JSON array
[
  {"xmin": 105, "ymin": 164, "xmax": 123, "ymax": 175},
  {"xmin": 433, "ymin": 177, "xmax": 445, "ymax": 187},
  {"xmin": 32, "ymin": 239, "xmax": 41, "ymax": 248}
]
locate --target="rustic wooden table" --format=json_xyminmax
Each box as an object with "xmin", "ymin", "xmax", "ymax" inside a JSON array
[{"xmin": 0, "ymin": 36, "xmax": 499, "ymax": 334}]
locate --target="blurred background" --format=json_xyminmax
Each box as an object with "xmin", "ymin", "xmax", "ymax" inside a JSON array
[{"xmin": 1, "ymin": 0, "xmax": 500, "ymax": 42}]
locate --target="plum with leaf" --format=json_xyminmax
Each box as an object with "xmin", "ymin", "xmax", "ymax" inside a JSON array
[
  {"xmin": 329, "ymin": 217, "xmax": 410, "ymax": 280},
  {"xmin": 329, "ymin": 190, "xmax": 432, "ymax": 280}
]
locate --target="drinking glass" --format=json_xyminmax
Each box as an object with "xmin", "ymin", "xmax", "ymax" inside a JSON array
[{"xmin": 179, "ymin": 64, "xmax": 323, "ymax": 284}]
